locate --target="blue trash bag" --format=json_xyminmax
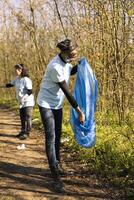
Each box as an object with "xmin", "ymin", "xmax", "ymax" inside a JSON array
[{"xmin": 70, "ymin": 58, "xmax": 98, "ymax": 148}]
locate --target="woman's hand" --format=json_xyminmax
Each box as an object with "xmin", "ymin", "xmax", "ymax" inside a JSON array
[
  {"xmin": 78, "ymin": 111, "xmax": 85, "ymax": 125},
  {"xmin": 75, "ymin": 106, "xmax": 85, "ymax": 124}
]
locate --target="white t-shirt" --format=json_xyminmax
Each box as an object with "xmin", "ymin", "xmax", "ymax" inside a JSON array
[
  {"xmin": 11, "ymin": 76, "xmax": 35, "ymax": 108},
  {"xmin": 37, "ymin": 55, "xmax": 72, "ymax": 109}
]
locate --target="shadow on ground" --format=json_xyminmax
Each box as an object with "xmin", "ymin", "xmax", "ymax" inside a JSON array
[{"xmin": 0, "ymin": 161, "xmax": 113, "ymax": 199}]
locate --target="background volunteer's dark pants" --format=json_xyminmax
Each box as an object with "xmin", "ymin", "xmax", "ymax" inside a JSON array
[
  {"xmin": 39, "ymin": 106, "xmax": 62, "ymax": 167},
  {"xmin": 19, "ymin": 106, "xmax": 33, "ymax": 134}
]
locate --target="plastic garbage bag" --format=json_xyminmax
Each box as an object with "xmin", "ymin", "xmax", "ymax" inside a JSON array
[{"xmin": 70, "ymin": 58, "xmax": 98, "ymax": 148}]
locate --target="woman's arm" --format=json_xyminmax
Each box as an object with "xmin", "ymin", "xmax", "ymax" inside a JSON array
[
  {"xmin": 24, "ymin": 77, "xmax": 33, "ymax": 96},
  {"xmin": 6, "ymin": 78, "xmax": 18, "ymax": 88},
  {"xmin": 58, "ymin": 80, "xmax": 85, "ymax": 124},
  {"xmin": 5, "ymin": 83, "xmax": 14, "ymax": 88},
  {"xmin": 70, "ymin": 65, "xmax": 77, "ymax": 75},
  {"xmin": 26, "ymin": 89, "xmax": 32, "ymax": 95},
  {"xmin": 58, "ymin": 80, "xmax": 78, "ymax": 108}
]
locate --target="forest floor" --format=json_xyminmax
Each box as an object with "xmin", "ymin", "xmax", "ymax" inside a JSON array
[{"xmin": 0, "ymin": 104, "xmax": 123, "ymax": 200}]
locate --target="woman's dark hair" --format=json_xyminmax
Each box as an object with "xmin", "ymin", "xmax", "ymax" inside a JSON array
[
  {"xmin": 57, "ymin": 39, "xmax": 77, "ymax": 52},
  {"xmin": 14, "ymin": 64, "xmax": 29, "ymax": 77}
]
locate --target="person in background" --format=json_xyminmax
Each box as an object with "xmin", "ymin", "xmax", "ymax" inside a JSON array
[
  {"xmin": 6, "ymin": 64, "xmax": 35, "ymax": 140},
  {"xmin": 37, "ymin": 39, "xmax": 85, "ymax": 190}
]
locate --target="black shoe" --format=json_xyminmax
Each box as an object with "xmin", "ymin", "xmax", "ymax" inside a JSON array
[
  {"xmin": 57, "ymin": 163, "xmax": 67, "ymax": 176},
  {"xmin": 50, "ymin": 165, "xmax": 59, "ymax": 179},
  {"xmin": 52, "ymin": 179, "xmax": 65, "ymax": 193},
  {"xmin": 50, "ymin": 165, "xmax": 65, "ymax": 192},
  {"xmin": 19, "ymin": 133, "xmax": 28, "ymax": 140},
  {"xmin": 16, "ymin": 132, "xmax": 24, "ymax": 138}
]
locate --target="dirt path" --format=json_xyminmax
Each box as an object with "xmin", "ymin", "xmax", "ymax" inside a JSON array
[{"xmin": 0, "ymin": 105, "xmax": 119, "ymax": 200}]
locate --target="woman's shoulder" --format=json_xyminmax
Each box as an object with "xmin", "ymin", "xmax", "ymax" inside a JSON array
[
  {"xmin": 48, "ymin": 55, "xmax": 62, "ymax": 70},
  {"xmin": 48, "ymin": 55, "xmax": 58, "ymax": 65},
  {"xmin": 14, "ymin": 76, "xmax": 21, "ymax": 82},
  {"xmin": 21, "ymin": 76, "xmax": 32, "ymax": 82}
]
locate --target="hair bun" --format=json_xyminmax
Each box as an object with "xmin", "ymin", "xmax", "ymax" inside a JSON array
[{"xmin": 57, "ymin": 39, "xmax": 77, "ymax": 51}]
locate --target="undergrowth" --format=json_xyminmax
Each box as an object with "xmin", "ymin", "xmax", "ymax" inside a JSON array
[{"xmin": 0, "ymin": 98, "xmax": 134, "ymax": 198}]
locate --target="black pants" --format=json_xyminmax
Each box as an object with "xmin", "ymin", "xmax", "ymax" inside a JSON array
[
  {"xmin": 39, "ymin": 106, "xmax": 62, "ymax": 167},
  {"xmin": 19, "ymin": 106, "xmax": 33, "ymax": 134}
]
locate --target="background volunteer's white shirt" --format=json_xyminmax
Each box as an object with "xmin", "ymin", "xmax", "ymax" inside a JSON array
[
  {"xmin": 37, "ymin": 55, "xmax": 73, "ymax": 109},
  {"xmin": 11, "ymin": 76, "xmax": 35, "ymax": 108}
]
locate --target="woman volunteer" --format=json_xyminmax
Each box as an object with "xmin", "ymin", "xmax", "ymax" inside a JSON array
[
  {"xmin": 6, "ymin": 64, "xmax": 35, "ymax": 140},
  {"xmin": 37, "ymin": 39, "xmax": 85, "ymax": 189}
]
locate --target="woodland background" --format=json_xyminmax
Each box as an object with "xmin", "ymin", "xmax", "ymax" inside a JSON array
[{"xmin": 0, "ymin": 0, "xmax": 134, "ymax": 198}]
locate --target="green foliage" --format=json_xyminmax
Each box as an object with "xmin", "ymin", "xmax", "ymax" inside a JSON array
[
  {"xmin": 0, "ymin": 98, "xmax": 18, "ymax": 111},
  {"xmin": 62, "ymin": 106, "xmax": 134, "ymax": 193},
  {"xmin": 32, "ymin": 106, "xmax": 44, "ymax": 130}
]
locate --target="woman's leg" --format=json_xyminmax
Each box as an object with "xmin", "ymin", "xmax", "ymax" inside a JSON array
[
  {"xmin": 18, "ymin": 107, "xmax": 30, "ymax": 139},
  {"xmin": 39, "ymin": 106, "xmax": 57, "ymax": 167},
  {"xmin": 52, "ymin": 109, "xmax": 62, "ymax": 163},
  {"xmin": 39, "ymin": 106, "xmax": 64, "ymax": 190},
  {"xmin": 52, "ymin": 109, "xmax": 67, "ymax": 175},
  {"xmin": 25, "ymin": 106, "xmax": 33, "ymax": 135},
  {"xmin": 19, "ymin": 107, "xmax": 26, "ymax": 133}
]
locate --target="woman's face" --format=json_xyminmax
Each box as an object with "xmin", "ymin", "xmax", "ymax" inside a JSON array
[
  {"xmin": 65, "ymin": 48, "xmax": 78, "ymax": 62},
  {"xmin": 15, "ymin": 68, "xmax": 22, "ymax": 76}
]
